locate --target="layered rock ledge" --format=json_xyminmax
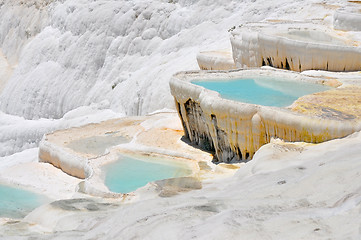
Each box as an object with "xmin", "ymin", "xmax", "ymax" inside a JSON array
[{"xmin": 196, "ymin": 50, "xmax": 236, "ymax": 70}]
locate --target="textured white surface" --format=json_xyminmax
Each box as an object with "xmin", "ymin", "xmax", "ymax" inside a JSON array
[
  {"xmin": 0, "ymin": 0, "xmax": 243, "ymax": 119},
  {"xmin": 1, "ymin": 0, "xmax": 361, "ymax": 238},
  {"xmin": 0, "ymin": 0, "xmax": 348, "ymax": 120}
]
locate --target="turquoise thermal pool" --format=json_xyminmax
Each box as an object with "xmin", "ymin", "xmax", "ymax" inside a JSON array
[
  {"xmin": 102, "ymin": 155, "xmax": 192, "ymax": 193},
  {"xmin": 192, "ymin": 77, "xmax": 331, "ymax": 107},
  {"xmin": 0, "ymin": 184, "xmax": 47, "ymax": 219}
]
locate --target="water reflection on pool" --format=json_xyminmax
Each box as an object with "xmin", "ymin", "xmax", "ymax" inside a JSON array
[
  {"xmin": 192, "ymin": 77, "xmax": 331, "ymax": 107},
  {"xmin": 102, "ymin": 155, "xmax": 192, "ymax": 193}
]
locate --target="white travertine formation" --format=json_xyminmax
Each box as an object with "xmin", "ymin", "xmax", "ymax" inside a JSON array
[
  {"xmin": 196, "ymin": 51, "xmax": 236, "ymax": 70},
  {"xmin": 170, "ymin": 69, "xmax": 361, "ymax": 162},
  {"xmin": 334, "ymin": 6, "xmax": 361, "ymax": 31},
  {"xmin": 230, "ymin": 22, "xmax": 361, "ymax": 72}
]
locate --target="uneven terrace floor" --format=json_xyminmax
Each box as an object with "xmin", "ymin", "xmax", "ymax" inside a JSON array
[
  {"xmin": 291, "ymin": 86, "xmax": 361, "ymax": 121},
  {"xmin": 39, "ymin": 112, "xmax": 240, "ymax": 197}
]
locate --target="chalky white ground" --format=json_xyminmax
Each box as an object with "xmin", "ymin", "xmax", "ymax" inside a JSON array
[{"xmin": 1, "ymin": 0, "xmax": 361, "ymax": 238}]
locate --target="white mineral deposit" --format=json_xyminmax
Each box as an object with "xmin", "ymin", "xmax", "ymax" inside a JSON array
[{"xmin": 1, "ymin": 0, "xmax": 361, "ymax": 239}]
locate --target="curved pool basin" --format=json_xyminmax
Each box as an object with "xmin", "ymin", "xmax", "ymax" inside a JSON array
[{"xmin": 102, "ymin": 155, "xmax": 192, "ymax": 193}]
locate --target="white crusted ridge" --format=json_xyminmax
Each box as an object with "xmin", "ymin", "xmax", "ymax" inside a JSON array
[
  {"xmin": 196, "ymin": 50, "xmax": 236, "ymax": 70},
  {"xmin": 39, "ymin": 135, "xmax": 93, "ymax": 179},
  {"xmin": 230, "ymin": 22, "xmax": 361, "ymax": 72}
]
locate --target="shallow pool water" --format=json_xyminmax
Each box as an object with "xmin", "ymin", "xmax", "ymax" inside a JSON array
[
  {"xmin": 66, "ymin": 135, "xmax": 129, "ymax": 156},
  {"xmin": 103, "ymin": 156, "xmax": 192, "ymax": 193},
  {"xmin": 192, "ymin": 77, "xmax": 331, "ymax": 107},
  {"xmin": 0, "ymin": 184, "xmax": 47, "ymax": 219}
]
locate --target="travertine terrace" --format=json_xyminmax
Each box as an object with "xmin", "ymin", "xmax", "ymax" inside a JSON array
[
  {"xmin": 170, "ymin": 69, "xmax": 361, "ymax": 162},
  {"xmin": 230, "ymin": 22, "xmax": 361, "ymax": 72}
]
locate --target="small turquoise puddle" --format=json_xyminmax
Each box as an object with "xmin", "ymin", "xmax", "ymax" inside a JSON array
[
  {"xmin": 192, "ymin": 77, "xmax": 331, "ymax": 107},
  {"xmin": 102, "ymin": 155, "xmax": 192, "ymax": 193},
  {"xmin": 0, "ymin": 184, "xmax": 48, "ymax": 219}
]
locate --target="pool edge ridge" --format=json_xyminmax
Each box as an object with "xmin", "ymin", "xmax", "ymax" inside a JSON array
[{"xmin": 39, "ymin": 135, "xmax": 93, "ymax": 179}]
